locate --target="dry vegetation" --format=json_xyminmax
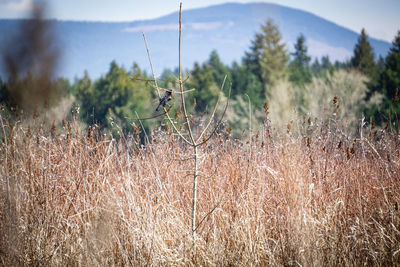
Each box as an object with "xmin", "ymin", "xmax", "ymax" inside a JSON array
[{"xmin": 1, "ymin": 105, "xmax": 399, "ymax": 266}]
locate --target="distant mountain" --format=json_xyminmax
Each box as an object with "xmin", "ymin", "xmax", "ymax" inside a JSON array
[{"xmin": 0, "ymin": 2, "xmax": 392, "ymax": 80}]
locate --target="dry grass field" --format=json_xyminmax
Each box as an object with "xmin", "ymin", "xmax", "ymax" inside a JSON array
[{"xmin": 1, "ymin": 107, "xmax": 399, "ymax": 266}]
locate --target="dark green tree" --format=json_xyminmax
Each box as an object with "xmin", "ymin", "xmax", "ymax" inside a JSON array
[
  {"xmin": 243, "ymin": 19, "xmax": 289, "ymax": 103},
  {"xmin": 377, "ymin": 56, "xmax": 385, "ymax": 74},
  {"xmin": 321, "ymin": 56, "xmax": 334, "ymax": 72},
  {"xmin": 74, "ymin": 62, "xmax": 152, "ymax": 133},
  {"xmin": 74, "ymin": 70, "xmax": 94, "ymax": 120},
  {"xmin": 243, "ymin": 31, "xmax": 264, "ymax": 83},
  {"xmin": 350, "ymin": 29, "xmax": 378, "ymax": 81},
  {"xmin": 311, "ymin": 58, "xmax": 322, "ymax": 76},
  {"xmin": 206, "ymin": 50, "xmax": 231, "ymax": 89},
  {"xmin": 363, "ymin": 31, "xmax": 400, "ymax": 128},
  {"xmin": 0, "ymin": 78, "xmax": 9, "ymax": 105},
  {"xmin": 258, "ymin": 20, "xmax": 289, "ymax": 90},
  {"xmin": 379, "ymin": 31, "xmax": 400, "ymax": 98},
  {"xmin": 312, "ymin": 56, "xmax": 336, "ymax": 77},
  {"xmin": 186, "ymin": 62, "xmax": 219, "ymax": 113},
  {"xmin": 289, "ymin": 34, "xmax": 312, "ymax": 86},
  {"xmin": 230, "ymin": 61, "xmax": 246, "ymax": 97}
]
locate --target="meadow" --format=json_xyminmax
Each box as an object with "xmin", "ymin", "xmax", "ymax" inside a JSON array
[{"xmin": 1, "ymin": 106, "xmax": 399, "ymax": 266}]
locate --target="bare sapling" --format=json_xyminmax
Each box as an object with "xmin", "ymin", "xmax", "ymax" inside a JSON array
[{"xmin": 137, "ymin": 2, "xmax": 231, "ymax": 248}]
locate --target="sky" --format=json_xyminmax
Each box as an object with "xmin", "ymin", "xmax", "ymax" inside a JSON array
[{"xmin": 0, "ymin": 0, "xmax": 399, "ymax": 42}]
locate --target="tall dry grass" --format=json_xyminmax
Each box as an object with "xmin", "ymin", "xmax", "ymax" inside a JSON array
[{"xmin": 0, "ymin": 108, "xmax": 399, "ymax": 266}]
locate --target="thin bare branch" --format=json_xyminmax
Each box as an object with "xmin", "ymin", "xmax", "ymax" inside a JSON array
[
  {"xmin": 142, "ymin": 32, "xmax": 191, "ymax": 145},
  {"xmin": 194, "ymin": 201, "xmax": 222, "ymax": 233},
  {"xmin": 142, "ymin": 32, "xmax": 161, "ymax": 98},
  {"xmin": 177, "ymin": 2, "xmax": 196, "ymax": 146},
  {"xmin": 147, "ymin": 82, "xmax": 195, "ymax": 94},
  {"xmin": 130, "ymin": 77, "xmax": 170, "ymax": 83},
  {"xmin": 126, "ymin": 106, "xmax": 172, "ymax": 121},
  {"xmin": 196, "ymin": 75, "xmax": 227, "ymax": 143},
  {"xmin": 196, "ymin": 83, "xmax": 232, "ymax": 147}
]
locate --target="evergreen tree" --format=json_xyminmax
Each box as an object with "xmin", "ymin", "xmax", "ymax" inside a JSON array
[
  {"xmin": 91, "ymin": 61, "xmax": 130, "ymax": 126},
  {"xmin": 74, "ymin": 62, "xmax": 152, "ymax": 133},
  {"xmin": 243, "ymin": 19, "xmax": 289, "ymax": 101},
  {"xmin": 230, "ymin": 61, "xmax": 247, "ymax": 96},
  {"xmin": 350, "ymin": 29, "xmax": 377, "ymax": 81},
  {"xmin": 243, "ymin": 32, "xmax": 264, "ymax": 83},
  {"xmin": 289, "ymin": 34, "xmax": 312, "ymax": 86},
  {"xmin": 187, "ymin": 62, "xmax": 219, "ymax": 113},
  {"xmin": 380, "ymin": 30, "xmax": 400, "ymax": 98},
  {"xmin": 334, "ymin": 60, "xmax": 349, "ymax": 70},
  {"xmin": 0, "ymin": 78, "xmax": 9, "ymax": 105},
  {"xmin": 321, "ymin": 56, "xmax": 334, "ymax": 73},
  {"xmin": 377, "ymin": 56, "xmax": 385, "ymax": 74},
  {"xmin": 311, "ymin": 58, "xmax": 322, "ymax": 76},
  {"xmin": 74, "ymin": 70, "xmax": 94, "ymax": 117},
  {"xmin": 258, "ymin": 20, "xmax": 289, "ymax": 90},
  {"xmin": 245, "ymin": 72, "xmax": 266, "ymax": 108},
  {"xmin": 207, "ymin": 50, "xmax": 231, "ymax": 89}
]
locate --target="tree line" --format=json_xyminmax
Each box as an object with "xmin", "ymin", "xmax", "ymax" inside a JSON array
[{"xmin": 1, "ymin": 19, "xmax": 399, "ymax": 136}]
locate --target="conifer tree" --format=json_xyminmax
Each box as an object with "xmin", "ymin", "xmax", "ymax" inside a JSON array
[
  {"xmin": 258, "ymin": 20, "xmax": 289, "ymax": 89},
  {"xmin": 350, "ymin": 29, "xmax": 377, "ymax": 80},
  {"xmin": 207, "ymin": 50, "xmax": 231, "ymax": 89},
  {"xmin": 311, "ymin": 58, "xmax": 322, "ymax": 76},
  {"xmin": 74, "ymin": 62, "xmax": 152, "ymax": 132},
  {"xmin": 379, "ymin": 31, "xmax": 400, "ymax": 98},
  {"xmin": 243, "ymin": 31, "xmax": 263, "ymax": 79},
  {"xmin": 243, "ymin": 19, "xmax": 289, "ymax": 101},
  {"xmin": 230, "ymin": 61, "xmax": 246, "ymax": 96},
  {"xmin": 321, "ymin": 56, "xmax": 334, "ymax": 72},
  {"xmin": 289, "ymin": 34, "xmax": 312, "ymax": 86},
  {"xmin": 187, "ymin": 62, "xmax": 219, "ymax": 113}
]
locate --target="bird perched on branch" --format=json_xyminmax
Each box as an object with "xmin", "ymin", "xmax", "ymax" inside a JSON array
[{"xmin": 156, "ymin": 90, "xmax": 172, "ymax": 111}]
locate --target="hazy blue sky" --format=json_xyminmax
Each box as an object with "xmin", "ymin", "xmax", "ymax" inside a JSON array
[{"xmin": 0, "ymin": 0, "xmax": 399, "ymax": 42}]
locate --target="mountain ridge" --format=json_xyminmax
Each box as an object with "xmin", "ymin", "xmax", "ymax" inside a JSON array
[{"xmin": 0, "ymin": 2, "xmax": 392, "ymax": 80}]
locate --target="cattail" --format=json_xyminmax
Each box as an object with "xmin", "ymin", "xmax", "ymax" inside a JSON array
[
  {"xmin": 226, "ymin": 127, "xmax": 231, "ymax": 139},
  {"xmin": 87, "ymin": 127, "xmax": 92, "ymax": 139},
  {"xmin": 264, "ymin": 101, "xmax": 269, "ymax": 117},
  {"xmin": 33, "ymin": 107, "xmax": 40, "ymax": 119},
  {"xmin": 337, "ymin": 140, "xmax": 342, "ymax": 149},
  {"xmin": 346, "ymin": 147, "xmax": 351, "ymax": 160},
  {"xmin": 350, "ymin": 143, "xmax": 355, "ymax": 154},
  {"xmin": 26, "ymin": 126, "xmax": 31, "ymax": 138},
  {"xmin": 393, "ymin": 88, "xmax": 399, "ymax": 104},
  {"xmin": 132, "ymin": 123, "xmax": 140, "ymax": 134},
  {"xmin": 333, "ymin": 96, "xmax": 338, "ymax": 105},
  {"xmin": 51, "ymin": 120, "xmax": 58, "ymax": 137}
]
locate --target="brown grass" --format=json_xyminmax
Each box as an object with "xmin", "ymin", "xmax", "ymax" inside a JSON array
[{"xmin": 1, "ymin": 111, "xmax": 399, "ymax": 266}]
